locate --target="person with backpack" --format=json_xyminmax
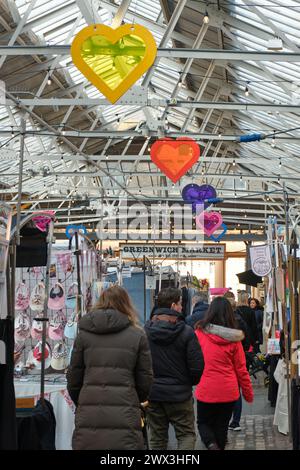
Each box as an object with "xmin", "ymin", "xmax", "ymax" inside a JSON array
[
  {"xmin": 145, "ymin": 287, "xmax": 204, "ymax": 450},
  {"xmin": 195, "ymin": 296, "xmax": 253, "ymax": 450}
]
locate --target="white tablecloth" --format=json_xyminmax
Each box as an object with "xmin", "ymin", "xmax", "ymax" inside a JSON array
[{"xmin": 14, "ymin": 379, "xmax": 75, "ymax": 450}]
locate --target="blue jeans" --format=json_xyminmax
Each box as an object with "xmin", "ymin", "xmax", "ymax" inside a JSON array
[{"xmin": 231, "ymin": 395, "xmax": 242, "ymax": 426}]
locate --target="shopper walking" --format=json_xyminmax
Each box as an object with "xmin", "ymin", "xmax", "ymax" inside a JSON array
[
  {"xmin": 224, "ymin": 291, "xmax": 251, "ymax": 432},
  {"xmin": 249, "ymin": 298, "xmax": 264, "ymax": 352},
  {"xmin": 195, "ymin": 296, "xmax": 253, "ymax": 450},
  {"xmin": 236, "ymin": 290, "xmax": 259, "ymax": 349},
  {"xmin": 186, "ymin": 291, "xmax": 209, "ymax": 328},
  {"xmin": 67, "ymin": 286, "xmax": 153, "ymax": 450},
  {"xmin": 145, "ymin": 287, "xmax": 204, "ymax": 450}
]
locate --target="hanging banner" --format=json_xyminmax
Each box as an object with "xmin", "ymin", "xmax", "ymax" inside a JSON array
[
  {"xmin": 146, "ymin": 275, "xmax": 156, "ymax": 290},
  {"xmin": 249, "ymin": 244, "xmax": 272, "ymax": 277},
  {"xmin": 120, "ymin": 243, "xmax": 225, "ymax": 259},
  {"xmin": 121, "ymin": 266, "xmax": 131, "ymax": 278}
]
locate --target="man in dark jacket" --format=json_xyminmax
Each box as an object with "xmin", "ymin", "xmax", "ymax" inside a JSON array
[
  {"xmin": 145, "ymin": 288, "xmax": 204, "ymax": 450},
  {"xmin": 186, "ymin": 292, "xmax": 209, "ymax": 328}
]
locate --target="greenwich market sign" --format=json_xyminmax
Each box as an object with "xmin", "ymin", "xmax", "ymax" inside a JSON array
[{"xmin": 120, "ymin": 244, "xmax": 225, "ymax": 259}]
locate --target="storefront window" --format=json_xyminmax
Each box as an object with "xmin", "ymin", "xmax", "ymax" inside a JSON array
[{"xmin": 226, "ymin": 257, "xmax": 246, "ymax": 297}]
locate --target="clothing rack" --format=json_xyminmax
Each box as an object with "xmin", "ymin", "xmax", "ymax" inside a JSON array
[
  {"xmin": 9, "ymin": 212, "xmax": 55, "ymax": 403},
  {"xmin": 68, "ymin": 230, "xmax": 99, "ymax": 319}
]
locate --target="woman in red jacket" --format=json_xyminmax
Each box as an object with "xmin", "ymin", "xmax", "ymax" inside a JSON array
[{"xmin": 195, "ymin": 296, "xmax": 253, "ymax": 450}]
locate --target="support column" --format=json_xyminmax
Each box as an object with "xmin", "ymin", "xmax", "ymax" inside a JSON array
[{"xmin": 214, "ymin": 260, "xmax": 225, "ymax": 287}]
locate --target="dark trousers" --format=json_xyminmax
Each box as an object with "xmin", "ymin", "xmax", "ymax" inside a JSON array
[
  {"xmin": 197, "ymin": 400, "xmax": 235, "ymax": 450},
  {"xmin": 231, "ymin": 394, "xmax": 242, "ymax": 426},
  {"xmin": 147, "ymin": 398, "xmax": 196, "ymax": 450}
]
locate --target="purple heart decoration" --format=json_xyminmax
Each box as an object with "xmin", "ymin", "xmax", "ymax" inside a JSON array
[{"xmin": 182, "ymin": 184, "xmax": 217, "ymax": 212}]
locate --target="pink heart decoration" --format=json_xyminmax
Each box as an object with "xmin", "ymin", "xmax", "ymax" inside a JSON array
[{"xmin": 196, "ymin": 211, "xmax": 223, "ymax": 237}]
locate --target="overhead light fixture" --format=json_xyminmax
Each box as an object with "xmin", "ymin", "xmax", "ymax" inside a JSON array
[
  {"xmin": 267, "ymin": 37, "xmax": 283, "ymax": 51},
  {"xmin": 47, "ymin": 69, "xmax": 52, "ymax": 86},
  {"xmin": 271, "ymin": 133, "xmax": 276, "ymax": 148},
  {"xmin": 61, "ymin": 125, "xmax": 66, "ymax": 136},
  {"xmin": 232, "ymin": 159, "xmax": 236, "ymax": 166},
  {"xmin": 203, "ymin": 11, "xmax": 209, "ymax": 24},
  {"xmin": 244, "ymin": 84, "xmax": 249, "ymax": 97}
]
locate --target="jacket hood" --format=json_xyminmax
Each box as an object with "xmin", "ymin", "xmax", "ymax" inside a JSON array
[
  {"xmin": 145, "ymin": 308, "xmax": 186, "ymax": 345},
  {"xmin": 79, "ymin": 309, "xmax": 130, "ymax": 335},
  {"xmin": 150, "ymin": 307, "xmax": 185, "ymax": 320},
  {"xmin": 193, "ymin": 302, "xmax": 208, "ymax": 313},
  {"xmin": 204, "ymin": 324, "xmax": 244, "ymax": 345}
]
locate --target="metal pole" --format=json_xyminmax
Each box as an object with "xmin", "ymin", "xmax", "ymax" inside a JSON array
[
  {"xmin": 99, "ymin": 189, "xmax": 104, "ymax": 281},
  {"xmin": 15, "ymin": 115, "xmax": 26, "ymax": 245},
  {"xmin": 143, "ymin": 255, "xmax": 146, "ymax": 324},
  {"xmin": 283, "ymin": 185, "xmax": 292, "ymax": 438},
  {"xmin": 292, "ymin": 231, "xmax": 300, "ymax": 388},
  {"xmin": 74, "ymin": 231, "xmax": 83, "ymax": 319},
  {"xmin": 40, "ymin": 219, "xmax": 54, "ymax": 403}
]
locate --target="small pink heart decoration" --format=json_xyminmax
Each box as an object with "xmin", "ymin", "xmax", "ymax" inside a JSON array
[{"xmin": 196, "ymin": 211, "xmax": 223, "ymax": 237}]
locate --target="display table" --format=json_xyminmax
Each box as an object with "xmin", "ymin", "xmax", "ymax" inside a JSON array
[{"xmin": 14, "ymin": 377, "xmax": 75, "ymax": 450}]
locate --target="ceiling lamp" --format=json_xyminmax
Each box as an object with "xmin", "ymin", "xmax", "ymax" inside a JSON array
[
  {"xmin": 267, "ymin": 37, "xmax": 283, "ymax": 51},
  {"xmin": 203, "ymin": 11, "xmax": 209, "ymax": 24}
]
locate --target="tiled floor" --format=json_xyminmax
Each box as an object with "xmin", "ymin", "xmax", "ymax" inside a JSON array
[{"xmin": 168, "ymin": 375, "xmax": 292, "ymax": 450}]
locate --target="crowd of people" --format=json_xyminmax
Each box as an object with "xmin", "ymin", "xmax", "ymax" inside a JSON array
[{"xmin": 67, "ymin": 285, "xmax": 264, "ymax": 451}]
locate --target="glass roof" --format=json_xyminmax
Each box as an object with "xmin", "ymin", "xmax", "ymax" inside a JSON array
[{"xmin": 0, "ymin": 0, "xmax": 300, "ymax": 227}]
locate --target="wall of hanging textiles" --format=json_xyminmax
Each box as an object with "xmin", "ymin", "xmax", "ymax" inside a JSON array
[{"xmin": 13, "ymin": 238, "xmax": 101, "ymax": 375}]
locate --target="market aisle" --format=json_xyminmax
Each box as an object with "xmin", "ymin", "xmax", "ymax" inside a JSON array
[
  {"xmin": 225, "ymin": 415, "xmax": 292, "ymax": 450},
  {"xmin": 168, "ymin": 382, "xmax": 292, "ymax": 450}
]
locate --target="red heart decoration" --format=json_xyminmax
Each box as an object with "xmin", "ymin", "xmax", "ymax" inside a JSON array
[
  {"xmin": 150, "ymin": 137, "xmax": 200, "ymax": 183},
  {"xmin": 196, "ymin": 211, "xmax": 223, "ymax": 237}
]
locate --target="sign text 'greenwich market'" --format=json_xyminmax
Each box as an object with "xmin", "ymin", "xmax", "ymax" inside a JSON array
[{"xmin": 121, "ymin": 244, "xmax": 225, "ymax": 259}]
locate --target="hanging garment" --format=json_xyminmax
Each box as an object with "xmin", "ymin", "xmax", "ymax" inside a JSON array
[
  {"xmin": 273, "ymin": 359, "xmax": 289, "ymax": 435},
  {"xmin": 0, "ymin": 318, "xmax": 17, "ymax": 449},
  {"xmin": 56, "ymin": 252, "xmax": 73, "ymax": 274},
  {"xmin": 16, "ymin": 399, "xmax": 56, "ymax": 450}
]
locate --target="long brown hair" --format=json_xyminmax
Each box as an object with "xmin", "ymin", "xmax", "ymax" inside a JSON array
[
  {"xmin": 195, "ymin": 296, "xmax": 238, "ymax": 330},
  {"xmin": 95, "ymin": 285, "xmax": 139, "ymax": 326}
]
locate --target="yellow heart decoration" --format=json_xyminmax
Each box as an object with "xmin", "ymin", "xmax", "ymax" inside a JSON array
[{"xmin": 71, "ymin": 24, "xmax": 157, "ymax": 104}]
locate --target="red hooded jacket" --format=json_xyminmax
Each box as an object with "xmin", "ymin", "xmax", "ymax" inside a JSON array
[{"xmin": 195, "ymin": 324, "xmax": 254, "ymax": 404}]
